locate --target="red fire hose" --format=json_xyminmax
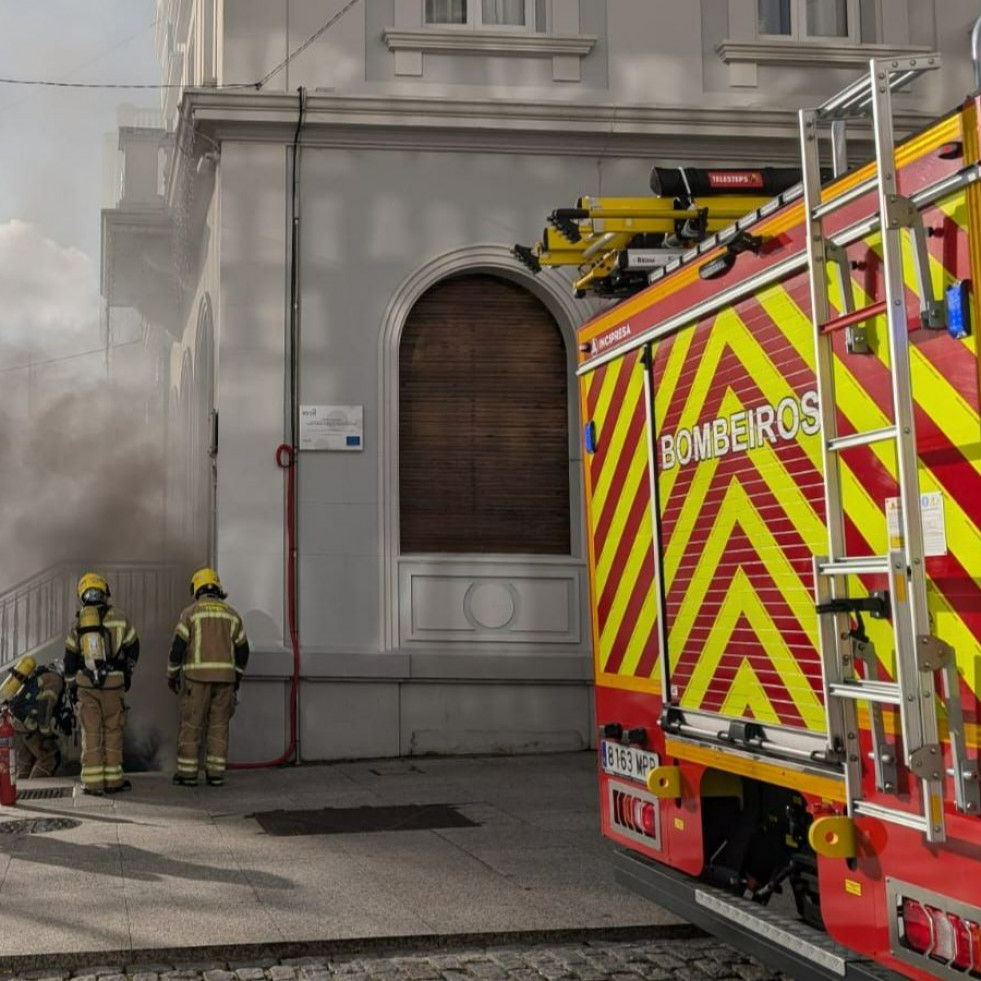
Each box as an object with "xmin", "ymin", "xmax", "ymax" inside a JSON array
[{"xmin": 227, "ymin": 443, "xmax": 300, "ymax": 769}]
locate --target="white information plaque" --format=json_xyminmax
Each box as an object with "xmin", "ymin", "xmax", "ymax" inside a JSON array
[
  {"xmin": 885, "ymin": 491, "xmax": 948, "ymax": 557},
  {"xmin": 299, "ymin": 405, "xmax": 363, "ymax": 451}
]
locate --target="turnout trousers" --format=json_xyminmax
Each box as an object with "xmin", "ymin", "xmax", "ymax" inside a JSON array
[
  {"xmin": 78, "ymin": 687, "xmax": 126, "ymax": 792},
  {"xmin": 177, "ymin": 679, "xmax": 235, "ymax": 784},
  {"xmin": 15, "ymin": 731, "xmax": 60, "ymax": 779}
]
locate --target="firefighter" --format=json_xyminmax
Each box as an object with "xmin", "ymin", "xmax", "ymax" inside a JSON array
[
  {"xmin": 168, "ymin": 568, "xmax": 249, "ymax": 787},
  {"xmin": 64, "ymin": 572, "xmax": 140, "ymax": 795},
  {"xmin": 1, "ymin": 658, "xmax": 72, "ymax": 778}
]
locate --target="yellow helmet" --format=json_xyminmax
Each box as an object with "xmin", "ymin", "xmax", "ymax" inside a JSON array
[
  {"xmin": 77, "ymin": 572, "xmax": 110, "ymax": 605},
  {"xmin": 190, "ymin": 567, "xmax": 224, "ymax": 598}
]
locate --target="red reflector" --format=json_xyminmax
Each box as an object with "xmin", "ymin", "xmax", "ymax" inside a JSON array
[
  {"xmin": 641, "ymin": 802, "xmax": 656, "ymax": 836},
  {"xmin": 902, "ymin": 898, "xmax": 932, "ymax": 954}
]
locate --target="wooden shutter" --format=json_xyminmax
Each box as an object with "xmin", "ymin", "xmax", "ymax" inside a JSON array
[{"xmin": 399, "ymin": 274, "xmax": 571, "ymax": 555}]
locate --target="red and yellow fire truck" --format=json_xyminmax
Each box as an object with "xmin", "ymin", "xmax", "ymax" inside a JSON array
[{"xmin": 577, "ymin": 53, "xmax": 981, "ymax": 980}]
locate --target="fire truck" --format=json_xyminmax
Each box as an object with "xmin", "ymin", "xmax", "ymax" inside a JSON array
[{"xmin": 573, "ymin": 51, "xmax": 981, "ymax": 981}]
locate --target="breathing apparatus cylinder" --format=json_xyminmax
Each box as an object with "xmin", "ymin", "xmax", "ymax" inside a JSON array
[
  {"xmin": 78, "ymin": 605, "xmax": 109, "ymax": 688},
  {"xmin": 0, "ymin": 656, "xmax": 36, "ymax": 702},
  {"xmin": 0, "ymin": 707, "xmax": 17, "ymax": 806}
]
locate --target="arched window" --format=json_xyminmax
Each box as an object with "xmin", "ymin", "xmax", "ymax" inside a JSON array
[{"xmin": 399, "ymin": 274, "xmax": 570, "ymax": 555}]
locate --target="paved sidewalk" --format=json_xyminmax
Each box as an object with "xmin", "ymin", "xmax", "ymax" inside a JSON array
[
  {"xmin": 0, "ymin": 938, "xmax": 786, "ymax": 981},
  {"xmin": 0, "ymin": 753, "xmax": 684, "ymax": 965}
]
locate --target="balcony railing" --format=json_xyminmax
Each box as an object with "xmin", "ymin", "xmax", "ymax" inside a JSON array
[{"xmin": 0, "ymin": 561, "xmax": 184, "ymax": 669}]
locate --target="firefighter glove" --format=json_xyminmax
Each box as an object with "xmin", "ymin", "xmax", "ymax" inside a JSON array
[{"xmin": 168, "ymin": 676, "xmax": 181, "ymax": 695}]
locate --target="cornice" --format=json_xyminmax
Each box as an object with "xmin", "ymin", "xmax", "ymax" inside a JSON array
[
  {"xmin": 716, "ymin": 39, "xmax": 933, "ymax": 69},
  {"xmin": 382, "ymin": 27, "xmax": 597, "ymax": 58},
  {"xmin": 165, "ymin": 88, "xmax": 931, "ymax": 202},
  {"xmin": 181, "ymin": 88, "xmax": 930, "ymax": 141}
]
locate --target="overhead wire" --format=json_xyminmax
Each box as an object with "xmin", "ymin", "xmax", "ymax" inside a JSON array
[
  {"xmin": 0, "ymin": 340, "xmax": 143, "ymax": 376},
  {"xmin": 0, "ymin": 0, "xmax": 365, "ymax": 94},
  {"xmin": 0, "ymin": 15, "xmax": 164, "ymax": 117}
]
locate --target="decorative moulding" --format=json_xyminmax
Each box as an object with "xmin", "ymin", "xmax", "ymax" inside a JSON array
[
  {"xmin": 383, "ymin": 27, "xmax": 597, "ymax": 81},
  {"xmin": 383, "ymin": 27, "xmax": 597, "ymax": 58},
  {"xmin": 716, "ymin": 39, "xmax": 933, "ymax": 69}
]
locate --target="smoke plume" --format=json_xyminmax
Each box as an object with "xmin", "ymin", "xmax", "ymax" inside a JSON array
[{"xmin": 0, "ymin": 219, "xmax": 199, "ymax": 772}]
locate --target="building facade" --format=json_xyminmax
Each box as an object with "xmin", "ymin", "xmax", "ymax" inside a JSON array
[{"xmin": 101, "ymin": 0, "xmax": 980, "ymax": 763}]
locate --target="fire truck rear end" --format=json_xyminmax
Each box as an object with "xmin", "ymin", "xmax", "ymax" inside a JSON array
[{"xmin": 576, "ymin": 50, "xmax": 981, "ymax": 981}]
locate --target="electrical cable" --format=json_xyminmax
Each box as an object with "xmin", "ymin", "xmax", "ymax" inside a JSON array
[
  {"xmin": 254, "ymin": 0, "xmax": 363, "ymax": 89},
  {"xmin": 0, "ymin": 340, "xmax": 142, "ymax": 375},
  {"xmin": 0, "ymin": 0, "xmax": 364, "ymax": 93},
  {"xmin": 227, "ymin": 88, "xmax": 306, "ymax": 771},
  {"xmin": 0, "ymin": 16, "xmax": 163, "ymax": 117}
]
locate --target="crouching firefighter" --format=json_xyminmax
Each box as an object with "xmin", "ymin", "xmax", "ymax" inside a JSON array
[
  {"xmin": 168, "ymin": 568, "xmax": 249, "ymax": 787},
  {"xmin": 0, "ymin": 657, "xmax": 73, "ymax": 778},
  {"xmin": 64, "ymin": 573, "xmax": 140, "ymax": 795}
]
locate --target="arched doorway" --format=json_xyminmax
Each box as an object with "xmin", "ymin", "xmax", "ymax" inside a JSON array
[{"xmin": 399, "ymin": 274, "xmax": 571, "ymax": 556}]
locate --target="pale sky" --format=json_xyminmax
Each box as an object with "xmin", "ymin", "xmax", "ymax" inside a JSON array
[{"xmin": 0, "ymin": 1, "xmax": 158, "ymax": 362}]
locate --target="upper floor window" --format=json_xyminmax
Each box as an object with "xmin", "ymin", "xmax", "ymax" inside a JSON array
[
  {"xmin": 758, "ymin": 0, "xmax": 859, "ymax": 43},
  {"xmin": 425, "ymin": 0, "xmax": 535, "ymax": 29}
]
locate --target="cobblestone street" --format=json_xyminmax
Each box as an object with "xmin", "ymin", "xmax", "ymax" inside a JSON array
[{"xmin": 0, "ymin": 939, "xmax": 786, "ymax": 981}]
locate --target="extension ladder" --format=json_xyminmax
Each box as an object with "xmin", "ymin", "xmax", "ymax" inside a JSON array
[{"xmin": 799, "ymin": 55, "xmax": 979, "ymax": 844}]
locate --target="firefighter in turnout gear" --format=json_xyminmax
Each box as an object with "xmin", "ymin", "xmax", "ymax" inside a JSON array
[
  {"xmin": 1, "ymin": 657, "xmax": 72, "ymax": 778},
  {"xmin": 168, "ymin": 568, "xmax": 249, "ymax": 787},
  {"xmin": 64, "ymin": 573, "xmax": 140, "ymax": 795}
]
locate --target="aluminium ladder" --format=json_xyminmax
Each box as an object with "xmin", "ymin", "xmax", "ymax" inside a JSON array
[{"xmin": 798, "ymin": 55, "xmax": 979, "ymax": 844}]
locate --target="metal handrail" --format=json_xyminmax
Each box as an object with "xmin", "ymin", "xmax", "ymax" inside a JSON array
[{"xmin": 0, "ymin": 561, "xmax": 185, "ymax": 670}]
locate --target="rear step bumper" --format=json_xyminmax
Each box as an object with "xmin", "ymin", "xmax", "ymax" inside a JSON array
[{"xmin": 612, "ymin": 850, "xmax": 897, "ymax": 980}]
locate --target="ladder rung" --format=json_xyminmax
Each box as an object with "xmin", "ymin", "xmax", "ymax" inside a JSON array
[
  {"xmin": 820, "ymin": 300, "xmax": 887, "ymax": 335},
  {"xmin": 816, "ymin": 59, "xmax": 939, "ymax": 120},
  {"xmin": 829, "ymin": 680, "xmax": 902, "ymax": 705},
  {"xmin": 827, "ymin": 426, "xmax": 897, "ymax": 453},
  {"xmin": 852, "ymin": 800, "xmax": 929, "ymax": 833},
  {"xmin": 812, "ymin": 176, "xmax": 877, "ymax": 221},
  {"xmin": 816, "ymin": 73, "xmax": 873, "ymax": 119},
  {"xmin": 818, "ymin": 556, "xmax": 892, "ymax": 577}
]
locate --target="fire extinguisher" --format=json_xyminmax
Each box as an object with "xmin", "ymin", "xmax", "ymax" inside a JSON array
[{"xmin": 0, "ymin": 706, "xmax": 17, "ymax": 807}]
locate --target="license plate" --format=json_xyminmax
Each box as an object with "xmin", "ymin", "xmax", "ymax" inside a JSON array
[{"xmin": 600, "ymin": 740, "xmax": 659, "ymax": 783}]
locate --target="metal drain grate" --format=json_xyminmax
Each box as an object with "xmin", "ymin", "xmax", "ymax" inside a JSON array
[
  {"xmin": 0, "ymin": 817, "xmax": 80, "ymax": 835},
  {"xmin": 252, "ymin": 803, "xmax": 479, "ymax": 836},
  {"xmin": 16, "ymin": 787, "xmax": 73, "ymax": 801}
]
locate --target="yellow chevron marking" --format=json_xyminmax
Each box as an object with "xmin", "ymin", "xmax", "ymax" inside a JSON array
[
  {"xmin": 668, "ymin": 386, "xmax": 822, "ymax": 644},
  {"xmin": 935, "ymin": 194, "xmax": 977, "ymax": 359},
  {"xmin": 596, "ymin": 434, "xmax": 650, "ymax": 585},
  {"xmin": 720, "ymin": 657, "xmax": 781, "ymax": 725},
  {"xmin": 619, "ymin": 576, "xmax": 660, "ymax": 679},
  {"xmin": 655, "ymin": 328, "xmax": 695, "ymax": 433},
  {"xmin": 592, "ymin": 362, "xmax": 646, "ymax": 520},
  {"xmin": 680, "ymin": 562, "xmax": 824, "ymax": 730},
  {"xmin": 670, "ymin": 477, "xmax": 823, "ymax": 720},
  {"xmin": 591, "ymin": 356, "xmax": 623, "ymax": 445},
  {"xmin": 599, "ymin": 507, "xmax": 654, "ymax": 665},
  {"xmin": 659, "ymin": 313, "xmax": 824, "ymax": 595}
]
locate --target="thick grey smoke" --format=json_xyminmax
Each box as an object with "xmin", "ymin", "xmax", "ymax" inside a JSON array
[{"xmin": 0, "ymin": 219, "xmax": 199, "ymax": 773}]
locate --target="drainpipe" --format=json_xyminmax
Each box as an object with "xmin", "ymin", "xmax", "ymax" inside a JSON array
[{"xmin": 230, "ymin": 87, "xmax": 305, "ymax": 769}]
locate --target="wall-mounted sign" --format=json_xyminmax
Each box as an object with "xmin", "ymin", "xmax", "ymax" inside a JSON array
[{"xmin": 299, "ymin": 405, "xmax": 363, "ymax": 451}]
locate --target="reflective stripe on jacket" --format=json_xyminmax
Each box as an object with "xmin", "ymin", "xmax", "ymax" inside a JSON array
[{"xmin": 169, "ymin": 598, "xmax": 249, "ymax": 684}]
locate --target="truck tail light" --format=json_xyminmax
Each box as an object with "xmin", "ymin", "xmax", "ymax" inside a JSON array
[
  {"xmin": 900, "ymin": 898, "xmax": 932, "ymax": 954},
  {"xmin": 899, "ymin": 896, "xmax": 981, "ymax": 975},
  {"xmin": 610, "ymin": 787, "xmax": 658, "ymax": 842},
  {"xmin": 641, "ymin": 802, "xmax": 657, "ymax": 836}
]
